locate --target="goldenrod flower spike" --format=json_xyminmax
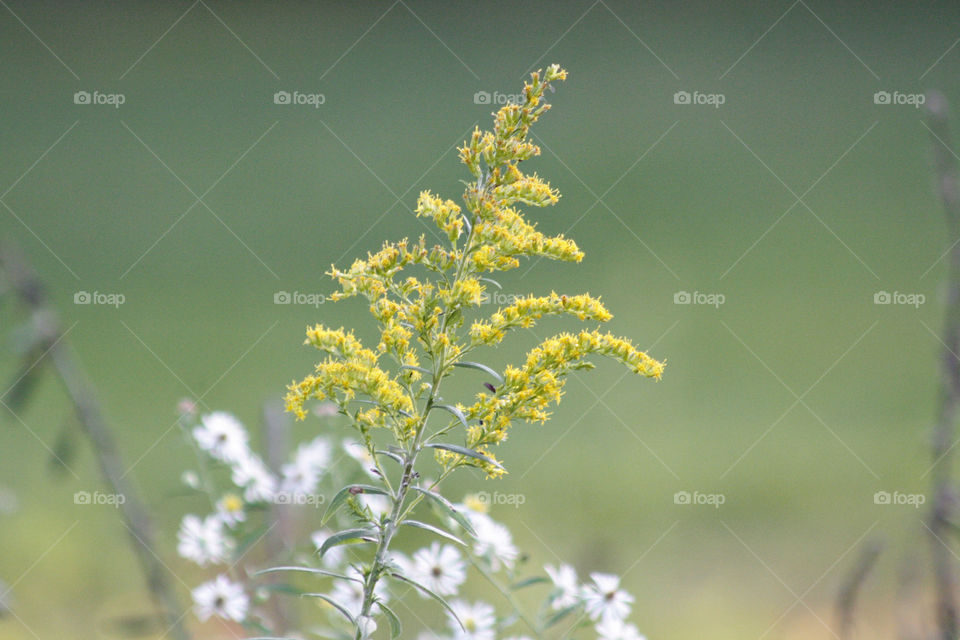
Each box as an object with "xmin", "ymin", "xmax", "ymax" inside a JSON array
[{"xmin": 283, "ymin": 65, "xmax": 662, "ymax": 638}]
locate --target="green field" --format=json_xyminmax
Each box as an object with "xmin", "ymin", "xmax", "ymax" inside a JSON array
[{"xmin": 1, "ymin": 2, "xmax": 959, "ymax": 638}]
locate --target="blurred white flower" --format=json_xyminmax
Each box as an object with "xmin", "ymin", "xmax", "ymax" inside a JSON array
[
  {"xmin": 193, "ymin": 412, "xmax": 249, "ymax": 463},
  {"xmin": 447, "ymin": 600, "xmax": 496, "ymax": 640},
  {"xmin": 356, "ymin": 615, "xmax": 378, "ymax": 639},
  {"xmin": 177, "ymin": 514, "xmax": 232, "ymax": 566},
  {"xmin": 583, "ymin": 573, "xmax": 633, "ymax": 623},
  {"xmin": 296, "ymin": 436, "xmax": 332, "ymax": 472},
  {"xmin": 230, "ymin": 452, "xmax": 277, "ymax": 503},
  {"xmin": 312, "ymin": 401, "xmax": 339, "ymax": 417},
  {"xmin": 332, "ymin": 566, "xmax": 388, "ymax": 618},
  {"xmin": 545, "ymin": 563, "xmax": 580, "ymax": 609},
  {"xmin": 471, "ymin": 514, "xmax": 518, "ymax": 571},
  {"xmin": 595, "ymin": 617, "xmax": 645, "ymax": 640},
  {"xmin": 215, "ymin": 493, "xmax": 246, "ymax": 528},
  {"xmin": 342, "ymin": 440, "xmax": 378, "ymax": 478},
  {"xmin": 359, "ymin": 492, "xmax": 390, "ymax": 518},
  {"xmin": 312, "ymin": 529, "xmax": 346, "ymax": 568},
  {"xmin": 279, "ymin": 459, "xmax": 320, "ymax": 497},
  {"xmin": 180, "ymin": 470, "xmax": 200, "ymax": 490},
  {"xmin": 408, "ymin": 542, "xmax": 466, "ymax": 596},
  {"xmin": 192, "ymin": 574, "xmax": 248, "ymax": 622}
]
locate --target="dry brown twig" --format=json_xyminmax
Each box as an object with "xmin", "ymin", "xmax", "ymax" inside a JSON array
[{"xmin": 0, "ymin": 241, "xmax": 190, "ymax": 640}]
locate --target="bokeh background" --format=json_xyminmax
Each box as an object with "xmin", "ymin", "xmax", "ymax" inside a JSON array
[{"xmin": 2, "ymin": 1, "xmax": 960, "ymax": 638}]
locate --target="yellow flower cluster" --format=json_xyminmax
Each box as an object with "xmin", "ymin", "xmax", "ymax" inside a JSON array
[
  {"xmin": 286, "ymin": 64, "xmax": 664, "ymax": 478},
  {"xmin": 416, "ymin": 191, "xmax": 464, "ymax": 244},
  {"xmin": 470, "ymin": 292, "xmax": 612, "ymax": 345},
  {"xmin": 457, "ymin": 331, "xmax": 663, "ymax": 460}
]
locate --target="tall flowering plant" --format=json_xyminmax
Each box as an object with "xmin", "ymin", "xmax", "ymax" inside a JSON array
[{"xmin": 176, "ymin": 65, "xmax": 663, "ymax": 640}]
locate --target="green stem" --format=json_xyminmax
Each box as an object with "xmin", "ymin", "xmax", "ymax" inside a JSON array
[{"xmin": 468, "ymin": 554, "xmax": 542, "ymax": 639}]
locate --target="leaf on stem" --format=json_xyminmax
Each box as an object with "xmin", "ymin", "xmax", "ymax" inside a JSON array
[
  {"xmin": 254, "ymin": 566, "xmax": 360, "ymax": 582},
  {"xmin": 323, "ymin": 485, "xmax": 390, "ymax": 525},
  {"xmin": 401, "ymin": 519, "xmax": 467, "ymax": 546},
  {"xmin": 300, "ymin": 592, "xmax": 356, "ymax": 625},
  {"xmin": 434, "ymin": 404, "xmax": 470, "ymax": 429},
  {"xmin": 452, "ymin": 361, "xmax": 504, "ymax": 384},
  {"xmin": 387, "ymin": 572, "xmax": 464, "ymax": 630},
  {"xmin": 316, "ymin": 528, "xmax": 378, "ymax": 558},
  {"xmin": 424, "ymin": 443, "xmax": 505, "ymax": 472},
  {"xmin": 410, "ymin": 486, "xmax": 476, "ymax": 537}
]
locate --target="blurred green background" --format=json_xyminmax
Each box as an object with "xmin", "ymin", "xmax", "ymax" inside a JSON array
[{"xmin": 1, "ymin": 1, "xmax": 959, "ymax": 638}]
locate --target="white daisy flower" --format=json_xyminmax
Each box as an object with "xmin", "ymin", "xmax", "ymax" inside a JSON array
[
  {"xmin": 583, "ymin": 573, "xmax": 633, "ymax": 623},
  {"xmin": 192, "ymin": 574, "xmax": 248, "ymax": 622},
  {"xmin": 312, "ymin": 529, "xmax": 346, "ymax": 568},
  {"xmin": 279, "ymin": 458, "xmax": 321, "ymax": 497},
  {"xmin": 342, "ymin": 440, "xmax": 379, "ymax": 478},
  {"xmin": 296, "ymin": 436, "xmax": 332, "ymax": 471},
  {"xmin": 177, "ymin": 514, "xmax": 232, "ymax": 566},
  {"xmin": 193, "ymin": 412, "xmax": 249, "ymax": 463},
  {"xmin": 230, "ymin": 452, "xmax": 277, "ymax": 503},
  {"xmin": 215, "ymin": 493, "xmax": 246, "ymax": 528},
  {"xmin": 471, "ymin": 514, "xmax": 518, "ymax": 571},
  {"xmin": 447, "ymin": 600, "xmax": 496, "ymax": 640},
  {"xmin": 331, "ymin": 566, "xmax": 389, "ymax": 618},
  {"xmin": 544, "ymin": 563, "xmax": 580, "ymax": 609},
  {"xmin": 596, "ymin": 617, "xmax": 646, "ymax": 640},
  {"xmin": 408, "ymin": 542, "xmax": 466, "ymax": 596}
]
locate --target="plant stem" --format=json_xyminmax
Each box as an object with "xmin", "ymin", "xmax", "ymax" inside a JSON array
[
  {"xmin": 0, "ymin": 241, "xmax": 191, "ymax": 640},
  {"xmin": 926, "ymin": 90, "xmax": 960, "ymax": 640},
  {"xmin": 468, "ymin": 554, "xmax": 541, "ymax": 638}
]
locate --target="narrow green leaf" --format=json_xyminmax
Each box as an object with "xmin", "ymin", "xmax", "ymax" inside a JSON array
[
  {"xmin": 377, "ymin": 601, "xmax": 402, "ymax": 639},
  {"xmin": 453, "ymin": 361, "xmax": 504, "ymax": 384},
  {"xmin": 400, "ymin": 364, "xmax": 432, "ymax": 376},
  {"xmin": 323, "ymin": 485, "xmax": 390, "ymax": 526},
  {"xmin": 301, "ymin": 593, "xmax": 355, "ymax": 624},
  {"xmin": 401, "ymin": 519, "xmax": 466, "ymax": 546},
  {"xmin": 434, "ymin": 404, "xmax": 469, "ymax": 429},
  {"xmin": 375, "ymin": 449, "xmax": 405, "ymax": 465},
  {"xmin": 318, "ymin": 528, "xmax": 377, "ymax": 558},
  {"xmin": 479, "ymin": 276, "xmax": 502, "ymax": 290},
  {"xmin": 544, "ymin": 603, "xmax": 581, "ymax": 629},
  {"xmin": 254, "ymin": 566, "xmax": 360, "ymax": 582},
  {"xmin": 411, "ymin": 486, "xmax": 476, "ymax": 537},
  {"xmin": 387, "ymin": 573, "xmax": 463, "ymax": 630},
  {"xmin": 510, "ymin": 575, "xmax": 549, "ymax": 590},
  {"xmin": 424, "ymin": 443, "xmax": 504, "ymax": 471}
]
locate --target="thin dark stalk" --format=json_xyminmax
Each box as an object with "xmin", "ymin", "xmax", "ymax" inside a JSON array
[
  {"xmin": 834, "ymin": 540, "xmax": 882, "ymax": 639},
  {"xmin": 925, "ymin": 90, "xmax": 960, "ymax": 640},
  {"xmin": 0, "ymin": 241, "xmax": 190, "ymax": 640}
]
